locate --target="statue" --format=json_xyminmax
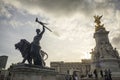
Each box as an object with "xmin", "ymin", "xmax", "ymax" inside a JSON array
[
  {"xmin": 94, "ymin": 15, "xmax": 102, "ymax": 26},
  {"xmin": 113, "ymin": 48, "xmax": 119, "ymax": 58},
  {"xmin": 90, "ymin": 49, "xmax": 100, "ymax": 61},
  {"xmin": 15, "ymin": 39, "xmax": 32, "ymax": 64},
  {"xmin": 30, "ymin": 18, "xmax": 52, "ymax": 66},
  {"xmin": 94, "ymin": 15, "xmax": 105, "ymax": 32},
  {"xmin": 15, "ymin": 18, "xmax": 50, "ymax": 67},
  {"xmin": 30, "ymin": 20, "xmax": 45, "ymax": 66},
  {"xmin": 15, "ymin": 39, "xmax": 48, "ymax": 66}
]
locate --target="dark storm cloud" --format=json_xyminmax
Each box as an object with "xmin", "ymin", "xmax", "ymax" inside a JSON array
[
  {"xmin": 9, "ymin": 0, "xmax": 120, "ymax": 16},
  {"xmin": 14, "ymin": 0, "xmax": 95, "ymax": 15}
]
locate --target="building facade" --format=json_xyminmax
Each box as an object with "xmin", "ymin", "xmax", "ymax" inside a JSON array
[
  {"xmin": 50, "ymin": 59, "xmax": 91, "ymax": 77},
  {"xmin": 0, "ymin": 55, "xmax": 8, "ymax": 70}
]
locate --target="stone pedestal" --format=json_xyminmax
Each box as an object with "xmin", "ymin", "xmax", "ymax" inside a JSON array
[
  {"xmin": 8, "ymin": 64, "xmax": 58, "ymax": 80},
  {"xmin": 99, "ymin": 58, "xmax": 120, "ymax": 72},
  {"xmin": 91, "ymin": 58, "xmax": 120, "ymax": 76}
]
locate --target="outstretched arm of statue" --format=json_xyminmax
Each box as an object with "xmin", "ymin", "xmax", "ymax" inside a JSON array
[{"xmin": 40, "ymin": 25, "xmax": 45, "ymax": 35}]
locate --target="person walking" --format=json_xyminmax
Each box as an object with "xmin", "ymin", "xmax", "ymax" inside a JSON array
[
  {"xmin": 65, "ymin": 70, "xmax": 72, "ymax": 80},
  {"xmin": 93, "ymin": 69, "xmax": 98, "ymax": 79},
  {"xmin": 100, "ymin": 70, "xmax": 104, "ymax": 78},
  {"xmin": 72, "ymin": 71, "xmax": 78, "ymax": 80},
  {"xmin": 108, "ymin": 69, "xmax": 112, "ymax": 80}
]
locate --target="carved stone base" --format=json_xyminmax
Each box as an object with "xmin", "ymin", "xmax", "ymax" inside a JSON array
[
  {"xmin": 91, "ymin": 58, "xmax": 120, "ymax": 77},
  {"xmin": 8, "ymin": 64, "xmax": 58, "ymax": 80}
]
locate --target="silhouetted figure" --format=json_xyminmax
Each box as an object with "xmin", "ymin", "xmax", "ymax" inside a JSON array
[
  {"xmin": 104, "ymin": 69, "xmax": 108, "ymax": 80},
  {"xmin": 88, "ymin": 72, "xmax": 93, "ymax": 78},
  {"xmin": 65, "ymin": 70, "xmax": 72, "ymax": 80},
  {"xmin": 0, "ymin": 71, "xmax": 1, "ymax": 79},
  {"xmin": 7, "ymin": 72, "xmax": 11, "ymax": 80},
  {"xmin": 30, "ymin": 25, "xmax": 45, "ymax": 66},
  {"xmin": 100, "ymin": 70, "xmax": 104, "ymax": 78},
  {"xmin": 108, "ymin": 69, "xmax": 112, "ymax": 80},
  {"xmin": 93, "ymin": 69, "xmax": 98, "ymax": 79},
  {"xmin": 72, "ymin": 71, "xmax": 78, "ymax": 80}
]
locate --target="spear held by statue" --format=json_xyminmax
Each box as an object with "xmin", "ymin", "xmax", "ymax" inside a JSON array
[{"xmin": 35, "ymin": 17, "xmax": 52, "ymax": 32}]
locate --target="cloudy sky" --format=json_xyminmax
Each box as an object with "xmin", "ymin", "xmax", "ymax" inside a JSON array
[{"xmin": 0, "ymin": 0, "xmax": 120, "ymax": 68}]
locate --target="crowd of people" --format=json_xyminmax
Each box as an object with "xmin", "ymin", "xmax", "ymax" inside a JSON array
[
  {"xmin": 91, "ymin": 69, "xmax": 112, "ymax": 80},
  {"xmin": 65, "ymin": 70, "xmax": 79, "ymax": 80},
  {"xmin": 65, "ymin": 69, "xmax": 112, "ymax": 80}
]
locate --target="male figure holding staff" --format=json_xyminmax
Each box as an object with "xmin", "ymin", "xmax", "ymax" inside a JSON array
[{"xmin": 30, "ymin": 18, "xmax": 46, "ymax": 66}]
